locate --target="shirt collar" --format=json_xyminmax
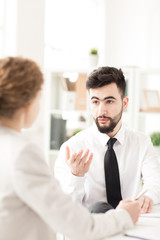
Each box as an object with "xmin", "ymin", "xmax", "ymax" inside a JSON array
[
  {"xmin": 91, "ymin": 122, "xmax": 125, "ymax": 147},
  {"xmin": 114, "ymin": 124, "xmax": 125, "ymax": 145}
]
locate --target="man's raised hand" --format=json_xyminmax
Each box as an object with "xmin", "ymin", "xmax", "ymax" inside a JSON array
[{"xmin": 65, "ymin": 146, "xmax": 93, "ymax": 177}]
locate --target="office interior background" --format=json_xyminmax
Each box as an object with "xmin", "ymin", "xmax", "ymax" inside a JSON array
[{"xmin": 1, "ymin": 0, "xmax": 160, "ymax": 167}]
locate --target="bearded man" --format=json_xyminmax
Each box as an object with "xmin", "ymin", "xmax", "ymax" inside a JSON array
[{"xmin": 54, "ymin": 67, "xmax": 160, "ymax": 214}]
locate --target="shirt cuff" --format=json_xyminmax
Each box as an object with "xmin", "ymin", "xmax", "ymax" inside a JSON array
[
  {"xmin": 69, "ymin": 174, "xmax": 86, "ymax": 187},
  {"xmin": 144, "ymin": 191, "xmax": 160, "ymax": 204}
]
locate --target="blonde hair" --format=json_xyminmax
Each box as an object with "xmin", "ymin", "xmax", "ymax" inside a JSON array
[{"xmin": 0, "ymin": 57, "xmax": 44, "ymax": 118}]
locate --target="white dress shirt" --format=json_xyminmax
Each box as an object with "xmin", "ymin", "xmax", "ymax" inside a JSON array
[
  {"xmin": 54, "ymin": 123, "xmax": 160, "ymax": 207},
  {"xmin": 0, "ymin": 125, "xmax": 133, "ymax": 240}
]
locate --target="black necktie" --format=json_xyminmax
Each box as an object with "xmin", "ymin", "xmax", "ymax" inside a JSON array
[{"xmin": 104, "ymin": 138, "xmax": 122, "ymax": 208}]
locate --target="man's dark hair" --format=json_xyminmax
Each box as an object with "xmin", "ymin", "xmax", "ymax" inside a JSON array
[{"xmin": 86, "ymin": 66, "xmax": 126, "ymax": 98}]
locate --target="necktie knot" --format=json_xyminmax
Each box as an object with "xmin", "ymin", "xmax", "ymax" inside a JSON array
[{"xmin": 107, "ymin": 138, "xmax": 117, "ymax": 149}]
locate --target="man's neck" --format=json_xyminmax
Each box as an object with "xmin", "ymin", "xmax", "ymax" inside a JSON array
[{"xmin": 107, "ymin": 120, "xmax": 122, "ymax": 138}]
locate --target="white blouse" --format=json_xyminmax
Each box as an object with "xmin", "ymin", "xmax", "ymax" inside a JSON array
[{"xmin": 0, "ymin": 126, "xmax": 133, "ymax": 240}]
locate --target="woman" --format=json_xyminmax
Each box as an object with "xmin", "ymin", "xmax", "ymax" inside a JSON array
[{"xmin": 0, "ymin": 57, "xmax": 140, "ymax": 240}]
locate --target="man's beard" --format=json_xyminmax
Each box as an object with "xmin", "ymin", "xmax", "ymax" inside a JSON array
[{"xmin": 95, "ymin": 108, "xmax": 123, "ymax": 134}]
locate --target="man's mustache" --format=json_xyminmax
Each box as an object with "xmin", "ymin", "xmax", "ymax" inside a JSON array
[{"xmin": 97, "ymin": 116, "xmax": 112, "ymax": 120}]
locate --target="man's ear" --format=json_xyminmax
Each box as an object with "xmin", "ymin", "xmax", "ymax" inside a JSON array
[{"xmin": 123, "ymin": 96, "xmax": 129, "ymax": 111}]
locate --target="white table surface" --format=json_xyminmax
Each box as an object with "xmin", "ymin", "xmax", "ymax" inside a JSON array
[
  {"xmin": 105, "ymin": 204, "xmax": 160, "ymax": 240},
  {"xmin": 61, "ymin": 205, "xmax": 160, "ymax": 240}
]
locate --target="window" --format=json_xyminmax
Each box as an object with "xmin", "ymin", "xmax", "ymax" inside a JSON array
[
  {"xmin": 45, "ymin": 0, "xmax": 102, "ymax": 70},
  {"xmin": 0, "ymin": 0, "xmax": 5, "ymax": 57}
]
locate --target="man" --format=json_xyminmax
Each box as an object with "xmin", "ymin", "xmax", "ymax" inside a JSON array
[{"xmin": 54, "ymin": 66, "xmax": 160, "ymax": 214}]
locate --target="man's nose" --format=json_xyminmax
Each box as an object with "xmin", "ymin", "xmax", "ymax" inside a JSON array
[{"xmin": 98, "ymin": 103, "xmax": 107, "ymax": 116}]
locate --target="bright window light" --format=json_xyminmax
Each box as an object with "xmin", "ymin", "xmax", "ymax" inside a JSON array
[
  {"xmin": 45, "ymin": 0, "xmax": 101, "ymax": 69},
  {"xmin": 0, "ymin": 0, "xmax": 4, "ymax": 57},
  {"xmin": 63, "ymin": 72, "xmax": 78, "ymax": 82},
  {"xmin": 0, "ymin": 0, "xmax": 4, "ymax": 27}
]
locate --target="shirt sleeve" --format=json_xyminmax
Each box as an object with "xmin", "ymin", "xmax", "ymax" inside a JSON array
[
  {"xmin": 142, "ymin": 137, "xmax": 160, "ymax": 204},
  {"xmin": 12, "ymin": 143, "xmax": 134, "ymax": 240},
  {"xmin": 54, "ymin": 142, "xmax": 86, "ymax": 204}
]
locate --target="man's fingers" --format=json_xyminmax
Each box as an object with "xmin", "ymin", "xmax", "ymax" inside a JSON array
[
  {"xmin": 65, "ymin": 148, "xmax": 93, "ymax": 176},
  {"xmin": 79, "ymin": 150, "xmax": 93, "ymax": 167},
  {"xmin": 65, "ymin": 146, "xmax": 76, "ymax": 164},
  {"xmin": 138, "ymin": 196, "xmax": 153, "ymax": 214},
  {"xmin": 65, "ymin": 146, "xmax": 70, "ymax": 161},
  {"xmin": 75, "ymin": 150, "xmax": 83, "ymax": 164},
  {"xmin": 84, "ymin": 153, "xmax": 93, "ymax": 169},
  {"xmin": 141, "ymin": 198, "xmax": 149, "ymax": 213},
  {"xmin": 148, "ymin": 201, "xmax": 153, "ymax": 213},
  {"xmin": 80, "ymin": 149, "xmax": 90, "ymax": 164},
  {"xmin": 87, "ymin": 152, "xmax": 93, "ymax": 165},
  {"xmin": 65, "ymin": 148, "xmax": 83, "ymax": 164},
  {"xmin": 70, "ymin": 153, "xmax": 77, "ymax": 164},
  {"xmin": 137, "ymin": 196, "xmax": 144, "ymax": 208}
]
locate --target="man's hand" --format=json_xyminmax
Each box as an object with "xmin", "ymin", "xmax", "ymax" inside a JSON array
[
  {"xmin": 117, "ymin": 200, "xmax": 140, "ymax": 224},
  {"xmin": 136, "ymin": 196, "xmax": 153, "ymax": 214},
  {"xmin": 65, "ymin": 146, "xmax": 93, "ymax": 177}
]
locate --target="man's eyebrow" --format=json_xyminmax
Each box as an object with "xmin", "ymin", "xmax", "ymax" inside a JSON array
[{"xmin": 91, "ymin": 96, "xmax": 116, "ymax": 101}]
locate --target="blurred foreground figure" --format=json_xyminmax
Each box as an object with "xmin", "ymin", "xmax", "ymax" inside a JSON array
[{"xmin": 0, "ymin": 57, "xmax": 140, "ymax": 240}]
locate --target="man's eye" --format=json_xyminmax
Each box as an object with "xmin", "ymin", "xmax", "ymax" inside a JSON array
[
  {"xmin": 107, "ymin": 100, "xmax": 113, "ymax": 104},
  {"xmin": 92, "ymin": 101, "xmax": 99, "ymax": 104}
]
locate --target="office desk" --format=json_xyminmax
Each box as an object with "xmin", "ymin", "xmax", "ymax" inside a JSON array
[
  {"xmin": 60, "ymin": 205, "xmax": 160, "ymax": 240},
  {"xmin": 106, "ymin": 204, "xmax": 160, "ymax": 240}
]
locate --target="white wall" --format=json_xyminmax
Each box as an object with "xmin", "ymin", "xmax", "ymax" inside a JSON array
[
  {"xmin": 99, "ymin": 0, "xmax": 160, "ymax": 135},
  {"xmin": 4, "ymin": 0, "xmax": 160, "ymax": 69},
  {"xmin": 3, "ymin": 0, "xmax": 17, "ymax": 56},
  {"xmin": 15, "ymin": 0, "xmax": 46, "ymax": 148},
  {"xmin": 101, "ymin": 0, "xmax": 160, "ymax": 68},
  {"xmin": 3, "ymin": 0, "xmax": 45, "ymax": 68},
  {"xmin": 147, "ymin": 0, "xmax": 160, "ymax": 68},
  {"xmin": 16, "ymin": 0, "xmax": 45, "ymax": 67}
]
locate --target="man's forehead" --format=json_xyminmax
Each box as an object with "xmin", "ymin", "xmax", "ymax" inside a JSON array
[
  {"xmin": 89, "ymin": 84, "xmax": 117, "ymax": 94},
  {"xmin": 89, "ymin": 84, "xmax": 122, "ymax": 100}
]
